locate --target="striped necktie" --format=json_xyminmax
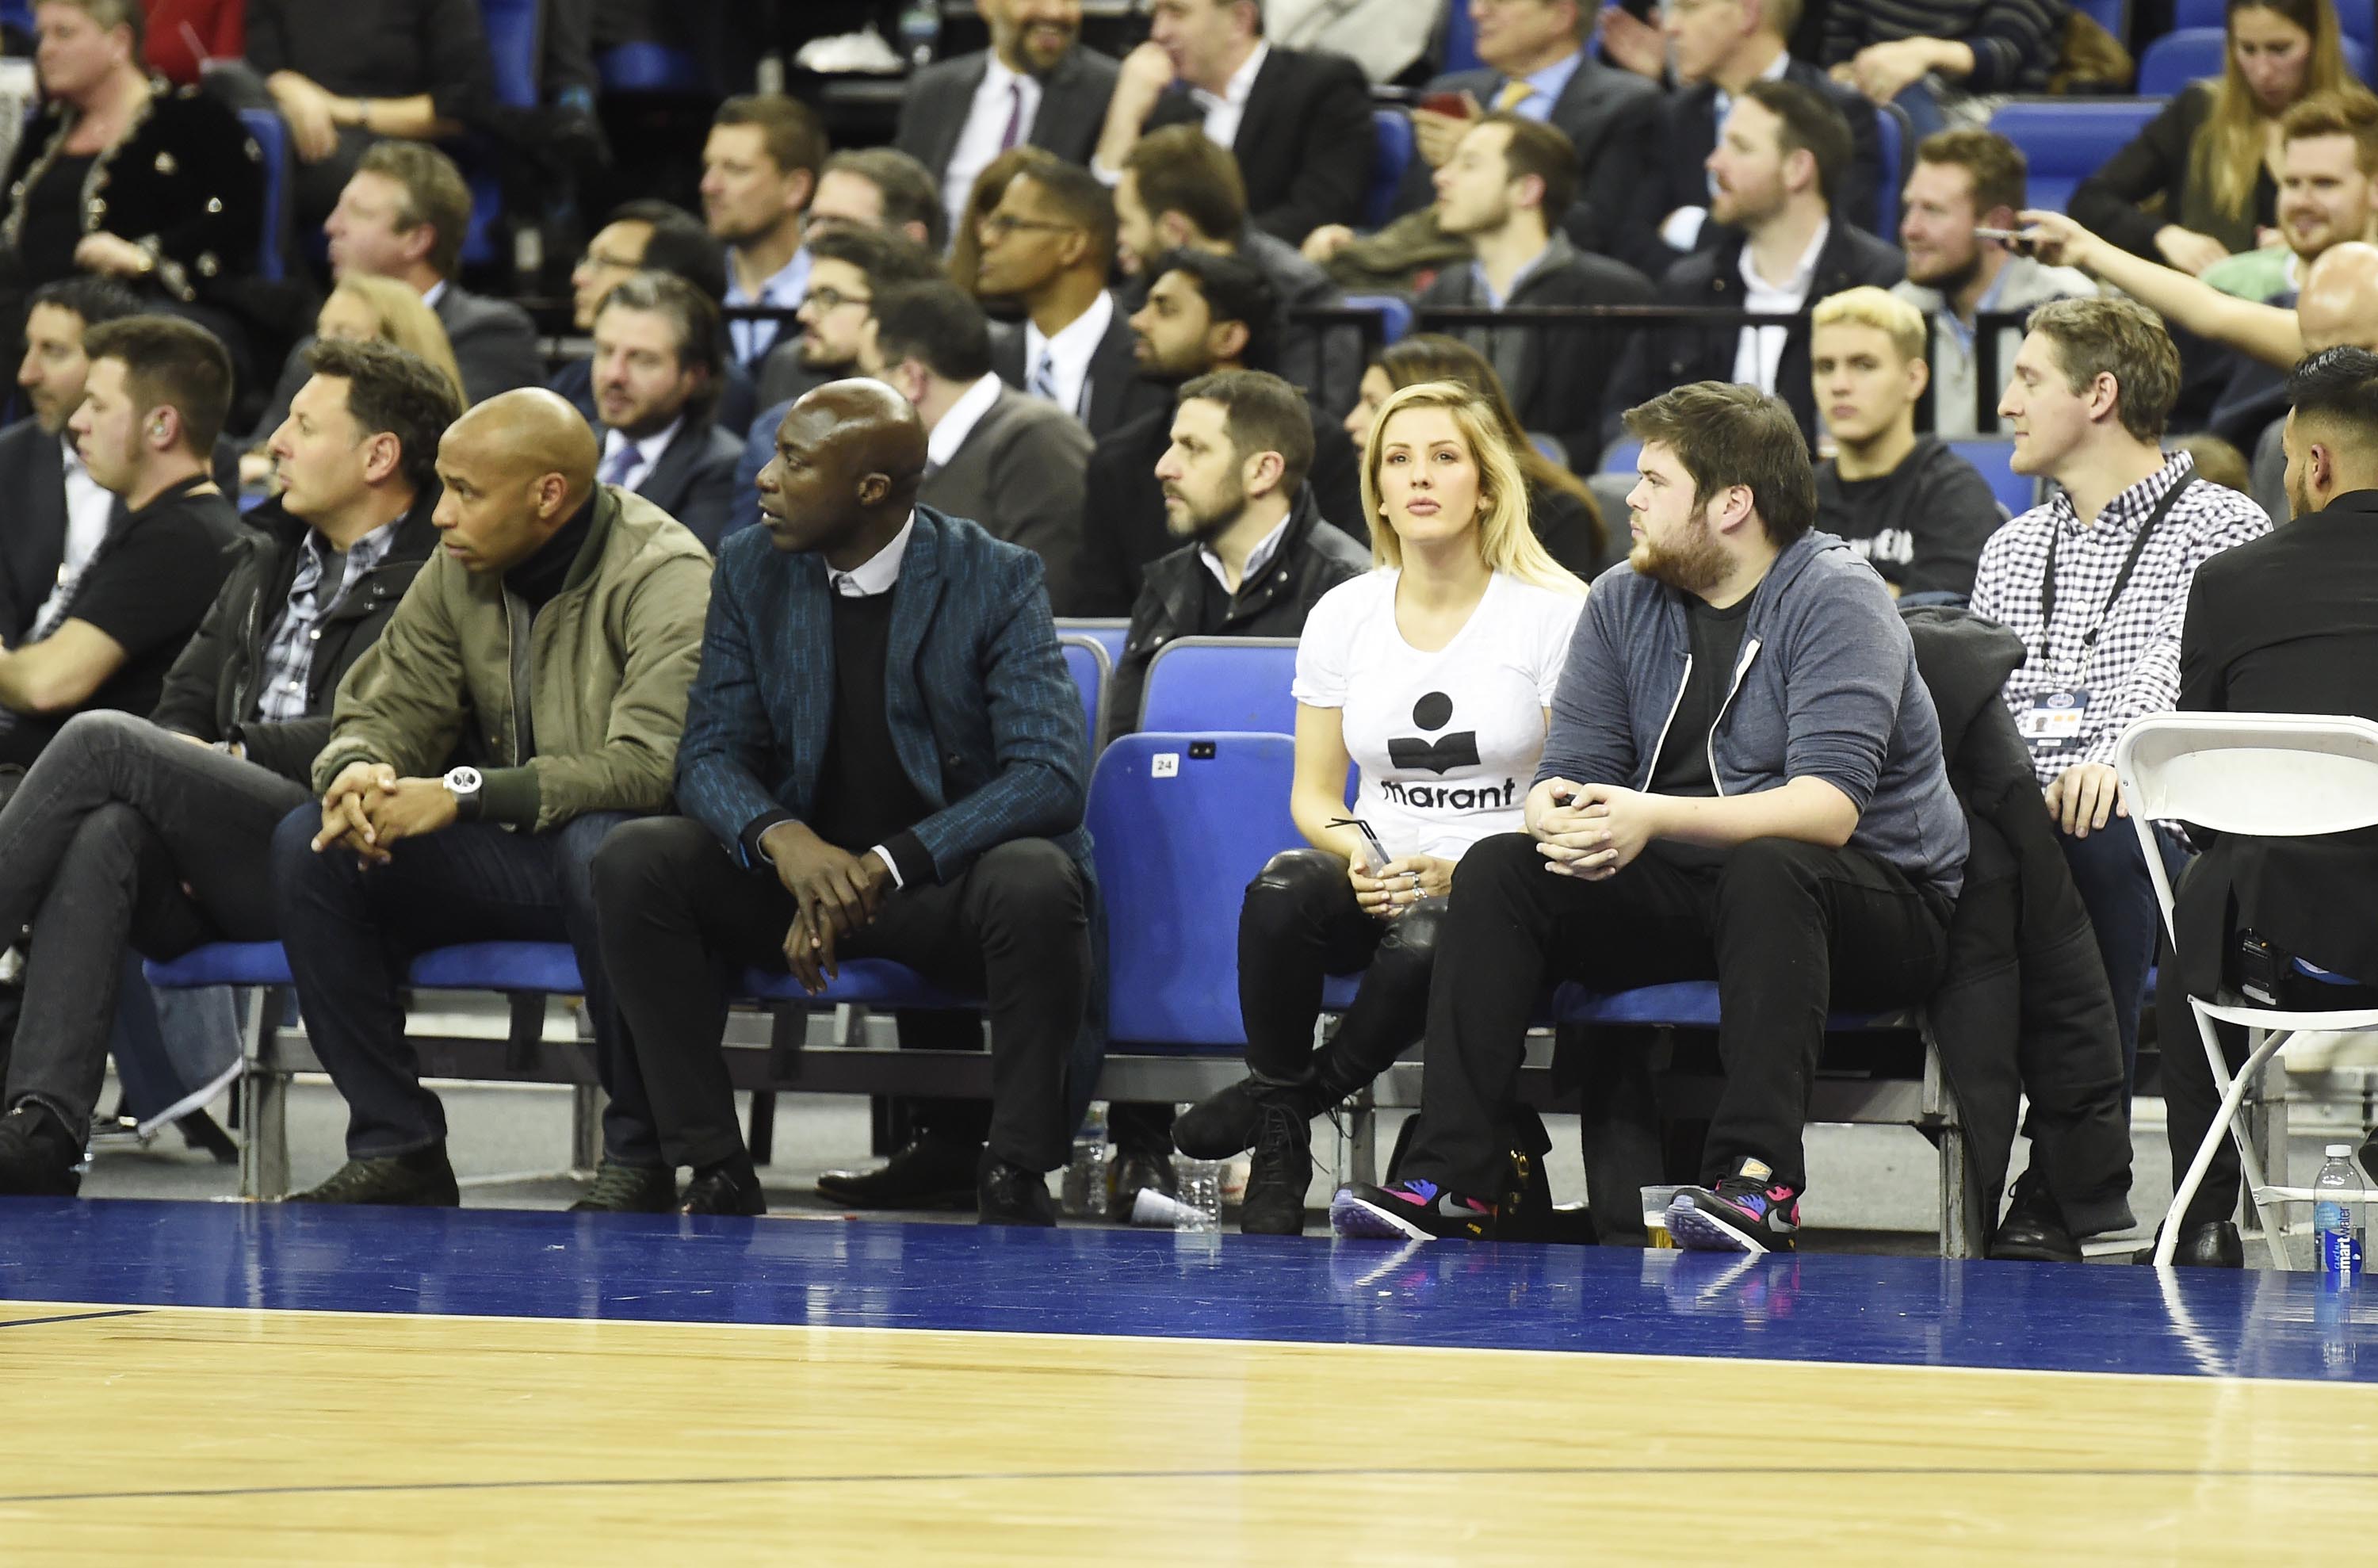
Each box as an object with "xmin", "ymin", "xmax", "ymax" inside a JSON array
[
  {"xmin": 1030, "ymin": 349, "xmax": 1062, "ymax": 405},
  {"xmin": 600, "ymin": 440, "xmax": 640, "ymax": 488}
]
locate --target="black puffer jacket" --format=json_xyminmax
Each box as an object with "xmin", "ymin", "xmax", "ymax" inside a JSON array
[
  {"xmin": 1904, "ymin": 606, "xmax": 2135, "ymax": 1241},
  {"xmin": 150, "ymin": 491, "xmax": 439, "ymax": 786}
]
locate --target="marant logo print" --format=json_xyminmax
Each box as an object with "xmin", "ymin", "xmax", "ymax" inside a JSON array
[{"xmin": 1387, "ymin": 691, "xmax": 1480, "ymax": 774}]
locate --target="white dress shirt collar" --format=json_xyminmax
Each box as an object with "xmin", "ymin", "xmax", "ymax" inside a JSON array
[
  {"xmin": 599, "ymin": 417, "xmax": 683, "ymax": 494},
  {"xmin": 1199, "ymin": 507, "xmax": 1294, "ymax": 596},
  {"xmin": 828, "ymin": 511, "xmax": 917, "ymax": 598},
  {"xmin": 927, "ymin": 373, "xmax": 1005, "ymax": 470},
  {"xmin": 1022, "ymin": 289, "xmax": 1114, "ymax": 420},
  {"xmin": 420, "ymin": 279, "xmax": 449, "ymax": 312},
  {"xmin": 942, "ymin": 59, "xmax": 1045, "ymax": 243},
  {"xmin": 1193, "ymin": 39, "xmax": 1270, "ymax": 148},
  {"xmin": 1731, "ymin": 218, "xmax": 1829, "ymax": 392}
]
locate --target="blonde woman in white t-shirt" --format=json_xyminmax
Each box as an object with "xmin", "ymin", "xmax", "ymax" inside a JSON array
[{"xmin": 1172, "ymin": 381, "xmax": 1587, "ymax": 1233}]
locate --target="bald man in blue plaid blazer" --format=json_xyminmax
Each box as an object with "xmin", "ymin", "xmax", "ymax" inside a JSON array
[{"xmin": 597, "ymin": 456, "xmax": 1101, "ymax": 1222}]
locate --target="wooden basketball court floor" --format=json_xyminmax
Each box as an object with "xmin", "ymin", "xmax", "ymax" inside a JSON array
[{"xmin": 2, "ymin": 1201, "xmax": 2375, "ymax": 1562}]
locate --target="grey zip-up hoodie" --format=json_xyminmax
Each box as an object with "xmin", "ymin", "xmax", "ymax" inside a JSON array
[{"xmin": 1540, "ymin": 530, "xmax": 1969, "ymax": 895}]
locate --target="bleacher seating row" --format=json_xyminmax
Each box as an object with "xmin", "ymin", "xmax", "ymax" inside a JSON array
[{"xmin": 147, "ymin": 639, "xmax": 1978, "ymax": 1253}]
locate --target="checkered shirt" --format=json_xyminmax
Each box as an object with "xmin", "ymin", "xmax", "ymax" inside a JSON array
[
  {"xmin": 1969, "ymin": 451, "xmax": 2272, "ymax": 786},
  {"xmin": 252, "ymin": 521, "xmax": 400, "ymax": 724}
]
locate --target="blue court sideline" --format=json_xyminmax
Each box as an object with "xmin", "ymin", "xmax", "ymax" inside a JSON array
[{"xmin": 0, "ymin": 1199, "xmax": 2370, "ymax": 1383}]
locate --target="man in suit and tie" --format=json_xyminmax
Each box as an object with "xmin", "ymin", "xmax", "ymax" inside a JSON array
[
  {"xmin": 895, "ymin": 0, "xmax": 1120, "ymax": 248},
  {"xmin": 1093, "ymin": 0, "xmax": 1373, "ymax": 247},
  {"xmin": 978, "ymin": 161, "xmax": 1171, "ymax": 442},
  {"xmin": 594, "ymin": 381, "xmax": 1095, "ymax": 1222},
  {"xmin": 0, "ymin": 278, "xmax": 145, "ymax": 646},
  {"xmin": 589, "ymin": 273, "xmax": 745, "ymax": 551},
  {"xmin": 1385, "ymin": 0, "xmax": 1663, "ymax": 262},
  {"xmin": 861, "ymin": 281, "xmax": 1095, "ymax": 614},
  {"xmin": 705, "ymin": 95, "xmax": 830, "ymax": 371},
  {"xmin": 246, "ymin": 141, "xmax": 544, "ymax": 444},
  {"xmin": 550, "ymin": 201, "xmax": 757, "ymax": 442}
]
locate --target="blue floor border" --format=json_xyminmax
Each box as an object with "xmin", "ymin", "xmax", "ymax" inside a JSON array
[{"xmin": 0, "ymin": 1199, "xmax": 2370, "ymax": 1385}]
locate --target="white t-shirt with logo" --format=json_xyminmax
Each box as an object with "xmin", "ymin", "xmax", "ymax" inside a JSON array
[{"xmin": 1293, "ymin": 569, "xmax": 1585, "ymax": 862}]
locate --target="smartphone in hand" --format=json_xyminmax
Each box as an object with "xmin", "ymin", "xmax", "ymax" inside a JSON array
[
  {"xmin": 1417, "ymin": 91, "xmax": 1476, "ymax": 119},
  {"xmin": 1329, "ymin": 817, "xmax": 1393, "ymax": 874}
]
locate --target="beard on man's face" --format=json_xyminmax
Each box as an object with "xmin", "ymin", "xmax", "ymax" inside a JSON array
[
  {"xmin": 1164, "ymin": 476, "xmax": 1248, "ymax": 543},
  {"xmin": 1629, "ymin": 509, "xmax": 1729, "ymax": 595}
]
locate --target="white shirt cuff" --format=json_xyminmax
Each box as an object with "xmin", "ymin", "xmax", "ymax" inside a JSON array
[
  {"xmin": 1661, "ymin": 206, "xmax": 1709, "ymax": 253},
  {"xmin": 869, "ymin": 845, "xmax": 904, "ymax": 889}
]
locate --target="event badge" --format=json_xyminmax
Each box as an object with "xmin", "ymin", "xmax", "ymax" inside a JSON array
[{"xmin": 2017, "ymin": 688, "xmax": 2092, "ymax": 755}]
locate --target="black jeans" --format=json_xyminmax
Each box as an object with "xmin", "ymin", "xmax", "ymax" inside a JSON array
[
  {"xmin": 1239, "ymin": 847, "xmax": 1445, "ymax": 1092},
  {"xmin": 591, "ymin": 817, "xmax": 1091, "ymax": 1174},
  {"xmin": 270, "ymin": 804, "xmax": 656, "ymax": 1165},
  {"xmin": 0, "ymin": 712, "xmax": 309, "ymax": 1138},
  {"xmin": 2059, "ymin": 819, "xmax": 2188, "ymax": 1096},
  {"xmin": 1401, "ymin": 833, "xmax": 1955, "ymax": 1199}
]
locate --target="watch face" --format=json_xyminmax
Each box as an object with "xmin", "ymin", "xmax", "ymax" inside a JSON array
[{"xmin": 445, "ymin": 767, "xmax": 484, "ymax": 794}]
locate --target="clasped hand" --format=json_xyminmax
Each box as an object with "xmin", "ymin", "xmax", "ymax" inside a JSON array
[
  {"xmin": 1528, "ymin": 778, "xmax": 1662, "ymax": 882},
  {"xmin": 310, "ymin": 762, "xmax": 458, "ymax": 866},
  {"xmin": 1349, "ymin": 854, "xmax": 1454, "ymax": 921},
  {"xmin": 762, "ymin": 821, "xmax": 894, "ymax": 996}
]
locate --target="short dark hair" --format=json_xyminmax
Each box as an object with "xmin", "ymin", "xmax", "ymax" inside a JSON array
[
  {"xmin": 2286, "ymin": 343, "xmax": 2378, "ymax": 437},
  {"xmin": 805, "ymin": 224, "xmax": 946, "ymax": 291},
  {"xmin": 1149, "ymin": 247, "xmax": 1279, "ymax": 373},
  {"xmin": 870, "ymin": 281, "xmax": 994, "ymax": 384},
  {"xmin": 1622, "ymin": 380, "xmax": 1817, "ymax": 545},
  {"xmin": 822, "ymin": 147, "xmax": 949, "ymax": 253},
  {"xmin": 605, "ymin": 199, "xmax": 728, "ymax": 304},
  {"xmin": 1122, "ymin": 124, "xmax": 1247, "ymax": 242},
  {"xmin": 713, "ymin": 94, "xmax": 828, "ymax": 178},
  {"xmin": 2024, "ymin": 296, "xmax": 2181, "ymax": 444},
  {"xmin": 1177, "ymin": 368, "xmax": 1316, "ymax": 497},
  {"xmin": 1014, "ymin": 160, "xmax": 1118, "ymax": 272},
  {"xmin": 355, "ymin": 140, "xmax": 472, "ymax": 281},
  {"xmin": 1913, "ymin": 128, "xmax": 2028, "ymax": 218},
  {"xmin": 1480, "ymin": 112, "xmax": 1579, "ymax": 224},
  {"xmin": 303, "ymin": 337, "xmax": 462, "ymax": 498},
  {"xmin": 25, "ymin": 275, "xmax": 143, "ymax": 332},
  {"xmin": 1741, "ymin": 79, "xmax": 1854, "ymax": 209},
  {"xmin": 594, "ymin": 271, "xmax": 728, "ymax": 421},
  {"xmin": 82, "ymin": 315, "xmax": 235, "ymax": 456}
]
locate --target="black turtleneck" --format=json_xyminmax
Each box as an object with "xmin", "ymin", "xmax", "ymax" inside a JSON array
[{"xmin": 505, "ymin": 494, "xmax": 598, "ymax": 611}]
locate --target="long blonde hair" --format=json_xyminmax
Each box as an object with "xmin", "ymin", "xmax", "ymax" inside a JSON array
[
  {"xmin": 2196, "ymin": 0, "xmax": 2352, "ymax": 221},
  {"xmin": 326, "ymin": 275, "xmax": 467, "ymax": 410},
  {"xmin": 1360, "ymin": 381, "xmax": 1585, "ymax": 595}
]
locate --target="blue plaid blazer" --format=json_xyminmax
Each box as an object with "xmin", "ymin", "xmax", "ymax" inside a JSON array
[{"xmin": 675, "ymin": 505, "xmax": 1092, "ymax": 884}]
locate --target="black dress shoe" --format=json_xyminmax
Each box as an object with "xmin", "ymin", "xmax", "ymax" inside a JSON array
[
  {"xmin": 1990, "ymin": 1170, "xmax": 2080, "ymax": 1262},
  {"xmin": 816, "ymin": 1134, "xmax": 981, "ymax": 1210},
  {"xmin": 1110, "ymin": 1141, "xmax": 1178, "ymax": 1214},
  {"xmin": 978, "ymin": 1153, "xmax": 1056, "ymax": 1226},
  {"xmin": 1237, "ymin": 1099, "xmax": 1311, "ymax": 1236},
  {"xmin": 570, "ymin": 1161, "xmax": 678, "ymax": 1213},
  {"xmin": 0, "ymin": 1102, "xmax": 80, "ymax": 1196},
  {"xmin": 680, "ymin": 1163, "xmax": 767, "ymax": 1216},
  {"xmin": 286, "ymin": 1145, "xmax": 459, "ymax": 1207},
  {"xmin": 177, "ymin": 1109, "xmax": 239, "ymax": 1165},
  {"xmin": 2134, "ymin": 1220, "xmax": 2245, "ymax": 1267}
]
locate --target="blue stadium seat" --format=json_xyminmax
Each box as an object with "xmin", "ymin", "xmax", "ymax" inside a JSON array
[
  {"xmin": 2141, "ymin": 26, "xmax": 2372, "ymax": 93},
  {"xmin": 0, "ymin": 0, "xmax": 29, "ymax": 35},
  {"xmin": 1986, "ymin": 98, "xmax": 2164, "ymax": 214},
  {"xmin": 1439, "ymin": 0, "xmax": 1481, "ymax": 74},
  {"xmin": 1341, "ymin": 293, "xmax": 1415, "ymax": 346},
  {"xmin": 238, "ymin": 109, "xmax": 289, "ymax": 285},
  {"xmin": 1060, "ymin": 634, "xmax": 1111, "ymax": 756},
  {"xmin": 1056, "ymin": 618, "xmax": 1128, "ymax": 669},
  {"xmin": 1089, "ymin": 732, "xmax": 1303, "ymax": 1046},
  {"xmin": 598, "ymin": 42, "xmax": 710, "ymax": 94},
  {"xmin": 2070, "ymin": 0, "xmax": 2132, "ymax": 45},
  {"xmin": 1873, "ymin": 101, "xmax": 1907, "ymax": 240},
  {"xmin": 740, "ymin": 959, "xmax": 977, "ymax": 1008},
  {"xmin": 1946, "ymin": 438, "xmax": 2034, "ymax": 516},
  {"xmin": 1600, "ymin": 436, "xmax": 1643, "ymax": 475},
  {"xmin": 478, "ymin": 0, "xmax": 542, "ymax": 109},
  {"xmin": 1551, "ymin": 979, "xmax": 1919, "ymax": 1031},
  {"xmin": 1138, "ymin": 637, "xmax": 1298, "ymax": 732},
  {"xmin": 1367, "ymin": 110, "xmax": 1414, "ymax": 229},
  {"xmin": 146, "ymin": 942, "xmax": 293, "ymax": 989}
]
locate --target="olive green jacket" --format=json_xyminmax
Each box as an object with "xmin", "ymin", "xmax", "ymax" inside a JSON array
[{"xmin": 312, "ymin": 484, "xmax": 714, "ymax": 831}]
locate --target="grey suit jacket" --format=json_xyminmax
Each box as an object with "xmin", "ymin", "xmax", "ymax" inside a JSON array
[
  {"xmin": 247, "ymin": 282, "xmax": 543, "ymax": 445},
  {"xmin": 895, "ymin": 46, "xmax": 1120, "ymax": 179},
  {"xmin": 632, "ymin": 419, "xmax": 744, "ymax": 553},
  {"xmin": 918, "ymin": 385, "xmax": 1095, "ymax": 617}
]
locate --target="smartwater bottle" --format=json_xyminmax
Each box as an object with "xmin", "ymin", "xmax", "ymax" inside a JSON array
[
  {"xmin": 1062, "ymin": 1101, "xmax": 1110, "ymax": 1218},
  {"xmin": 2315, "ymin": 1144, "xmax": 2366, "ymax": 1280},
  {"xmin": 898, "ymin": 0, "xmax": 942, "ymax": 67}
]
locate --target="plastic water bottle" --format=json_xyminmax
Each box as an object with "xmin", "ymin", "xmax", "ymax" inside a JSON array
[
  {"xmin": 2315, "ymin": 1144, "xmax": 2367, "ymax": 1280},
  {"xmin": 898, "ymin": 0, "xmax": 941, "ymax": 67},
  {"xmin": 1172, "ymin": 1155, "xmax": 1223, "ymax": 1232},
  {"xmin": 1062, "ymin": 1102, "xmax": 1110, "ymax": 1218}
]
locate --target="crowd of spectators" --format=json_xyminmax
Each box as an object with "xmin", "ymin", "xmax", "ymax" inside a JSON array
[{"xmin": 0, "ymin": 0, "xmax": 2370, "ymax": 1264}]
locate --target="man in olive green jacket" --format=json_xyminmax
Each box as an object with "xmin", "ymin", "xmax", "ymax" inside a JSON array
[{"xmin": 273, "ymin": 391, "xmax": 714, "ymax": 1212}]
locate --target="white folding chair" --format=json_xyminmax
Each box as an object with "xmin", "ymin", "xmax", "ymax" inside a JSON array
[{"xmin": 2117, "ymin": 713, "xmax": 2378, "ymax": 1268}]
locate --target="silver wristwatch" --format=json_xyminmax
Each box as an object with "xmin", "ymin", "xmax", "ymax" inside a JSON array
[{"xmin": 442, "ymin": 765, "xmax": 484, "ymax": 823}]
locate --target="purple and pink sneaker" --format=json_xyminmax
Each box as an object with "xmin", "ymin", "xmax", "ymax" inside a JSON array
[
  {"xmin": 1666, "ymin": 1157, "xmax": 1801, "ymax": 1252},
  {"xmin": 1330, "ymin": 1178, "xmax": 1496, "ymax": 1241}
]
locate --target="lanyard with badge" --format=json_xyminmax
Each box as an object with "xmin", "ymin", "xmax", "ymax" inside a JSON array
[{"xmin": 2016, "ymin": 478, "xmax": 2196, "ymax": 759}]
